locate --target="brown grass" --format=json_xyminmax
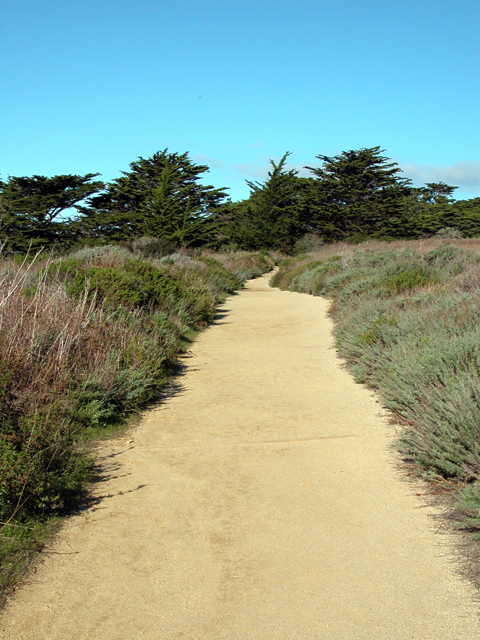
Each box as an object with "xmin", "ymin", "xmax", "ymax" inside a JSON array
[{"xmin": 303, "ymin": 237, "xmax": 480, "ymax": 262}]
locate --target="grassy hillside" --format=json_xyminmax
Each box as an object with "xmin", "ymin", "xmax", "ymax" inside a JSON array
[
  {"xmin": 272, "ymin": 238, "xmax": 480, "ymax": 538},
  {"xmin": 0, "ymin": 245, "xmax": 273, "ymax": 601}
]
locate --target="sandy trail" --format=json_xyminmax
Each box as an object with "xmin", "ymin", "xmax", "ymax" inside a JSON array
[{"xmin": 2, "ymin": 273, "xmax": 480, "ymax": 639}]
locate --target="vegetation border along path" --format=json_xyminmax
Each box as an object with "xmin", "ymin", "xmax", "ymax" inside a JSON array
[
  {"xmin": 272, "ymin": 237, "xmax": 480, "ymax": 562},
  {"xmin": 0, "ymin": 246, "xmax": 275, "ymax": 604}
]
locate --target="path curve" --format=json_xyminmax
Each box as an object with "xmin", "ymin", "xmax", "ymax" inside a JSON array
[{"xmin": 2, "ymin": 273, "xmax": 479, "ymax": 639}]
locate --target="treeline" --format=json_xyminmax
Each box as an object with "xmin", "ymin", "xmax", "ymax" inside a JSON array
[
  {"xmin": 2, "ymin": 146, "xmax": 480, "ymax": 254},
  {"xmin": 222, "ymin": 149, "xmax": 480, "ymax": 250}
]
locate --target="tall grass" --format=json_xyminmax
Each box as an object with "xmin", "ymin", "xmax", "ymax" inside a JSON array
[
  {"xmin": 272, "ymin": 238, "xmax": 480, "ymax": 536},
  {"xmin": 0, "ymin": 245, "xmax": 273, "ymax": 600}
]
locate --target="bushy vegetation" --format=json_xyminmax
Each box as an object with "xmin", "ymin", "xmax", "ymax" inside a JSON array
[
  {"xmin": 271, "ymin": 238, "xmax": 480, "ymax": 531},
  {"xmin": 0, "ymin": 245, "xmax": 272, "ymax": 599}
]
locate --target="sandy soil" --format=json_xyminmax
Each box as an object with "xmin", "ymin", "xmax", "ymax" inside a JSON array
[{"xmin": 2, "ymin": 273, "xmax": 480, "ymax": 639}]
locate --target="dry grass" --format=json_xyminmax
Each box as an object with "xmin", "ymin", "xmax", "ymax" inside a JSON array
[{"xmin": 304, "ymin": 237, "xmax": 480, "ymax": 262}]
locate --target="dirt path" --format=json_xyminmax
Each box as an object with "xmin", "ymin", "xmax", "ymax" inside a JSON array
[{"xmin": 2, "ymin": 273, "xmax": 480, "ymax": 639}]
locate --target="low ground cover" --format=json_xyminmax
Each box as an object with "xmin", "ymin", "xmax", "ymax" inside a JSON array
[
  {"xmin": 0, "ymin": 245, "xmax": 273, "ymax": 601},
  {"xmin": 272, "ymin": 238, "xmax": 480, "ymax": 539}
]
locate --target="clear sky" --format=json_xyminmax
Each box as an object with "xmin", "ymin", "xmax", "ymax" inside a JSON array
[{"xmin": 1, "ymin": 0, "xmax": 479, "ymax": 202}]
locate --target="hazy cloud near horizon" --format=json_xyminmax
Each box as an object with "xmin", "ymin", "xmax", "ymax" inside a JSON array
[
  {"xmin": 193, "ymin": 154, "xmax": 226, "ymax": 169},
  {"xmin": 209, "ymin": 157, "xmax": 480, "ymax": 201},
  {"xmin": 400, "ymin": 161, "xmax": 480, "ymax": 190},
  {"xmin": 233, "ymin": 163, "xmax": 271, "ymax": 180},
  {"xmin": 233, "ymin": 161, "xmax": 318, "ymax": 181}
]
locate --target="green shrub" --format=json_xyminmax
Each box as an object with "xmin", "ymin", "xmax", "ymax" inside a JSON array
[
  {"xmin": 53, "ymin": 259, "xmax": 186, "ymax": 309},
  {"xmin": 0, "ymin": 412, "xmax": 89, "ymax": 522},
  {"xmin": 458, "ymin": 482, "xmax": 480, "ymax": 537},
  {"xmin": 199, "ymin": 256, "xmax": 243, "ymax": 295},
  {"xmin": 383, "ymin": 266, "xmax": 435, "ymax": 293}
]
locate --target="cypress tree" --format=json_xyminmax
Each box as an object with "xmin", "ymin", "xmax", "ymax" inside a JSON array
[
  {"xmin": 240, "ymin": 152, "xmax": 307, "ymax": 251},
  {"xmin": 0, "ymin": 174, "xmax": 104, "ymax": 252},
  {"xmin": 79, "ymin": 150, "xmax": 228, "ymax": 247},
  {"xmin": 305, "ymin": 147, "xmax": 412, "ymax": 240}
]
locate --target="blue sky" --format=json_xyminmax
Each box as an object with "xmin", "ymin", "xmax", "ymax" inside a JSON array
[{"xmin": 1, "ymin": 0, "xmax": 479, "ymax": 201}]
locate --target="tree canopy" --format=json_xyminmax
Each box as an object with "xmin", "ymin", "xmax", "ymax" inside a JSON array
[
  {"xmin": 304, "ymin": 146, "xmax": 412, "ymax": 240},
  {"xmin": 414, "ymin": 181, "xmax": 458, "ymax": 205},
  {"xmin": 0, "ymin": 173, "xmax": 104, "ymax": 252},
  {"xmin": 79, "ymin": 150, "xmax": 228, "ymax": 247},
  {"xmin": 218, "ymin": 152, "xmax": 309, "ymax": 251}
]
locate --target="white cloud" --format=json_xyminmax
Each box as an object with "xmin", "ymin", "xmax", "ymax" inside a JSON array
[
  {"xmin": 193, "ymin": 154, "xmax": 225, "ymax": 169},
  {"xmin": 234, "ymin": 160, "xmax": 321, "ymax": 181},
  {"xmin": 233, "ymin": 163, "xmax": 271, "ymax": 180},
  {"xmin": 399, "ymin": 161, "xmax": 480, "ymax": 190}
]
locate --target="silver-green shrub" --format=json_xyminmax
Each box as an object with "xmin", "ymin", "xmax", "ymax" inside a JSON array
[{"xmin": 274, "ymin": 242, "xmax": 480, "ymax": 481}]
